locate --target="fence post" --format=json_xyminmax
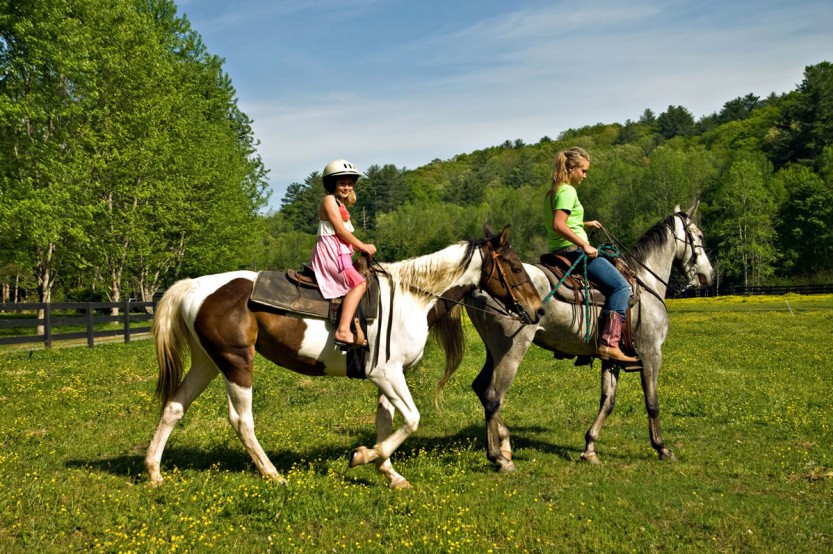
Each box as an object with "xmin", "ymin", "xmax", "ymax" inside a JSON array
[
  {"xmin": 86, "ymin": 302, "xmax": 95, "ymax": 348},
  {"xmin": 123, "ymin": 299, "xmax": 131, "ymax": 344},
  {"xmin": 44, "ymin": 303, "xmax": 52, "ymax": 348}
]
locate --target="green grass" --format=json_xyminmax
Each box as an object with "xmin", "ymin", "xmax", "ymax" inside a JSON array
[
  {"xmin": 668, "ymin": 292, "xmax": 833, "ymax": 312},
  {"xmin": 1, "ymin": 295, "xmax": 831, "ymax": 552}
]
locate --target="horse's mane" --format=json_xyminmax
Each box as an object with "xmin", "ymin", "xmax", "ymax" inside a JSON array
[
  {"xmin": 626, "ymin": 214, "xmax": 678, "ymax": 264},
  {"xmin": 382, "ymin": 240, "xmax": 479, "ymax": 300}
]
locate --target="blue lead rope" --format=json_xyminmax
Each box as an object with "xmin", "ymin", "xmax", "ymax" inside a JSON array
[
  {"xmin": 541, "ymin": 242, "xmax": 622, "ymax": 344},
  {"xmin": 542, "ymin": 251, "xmax": 593, "ymax": 343},
  {"xmin": 542, "ymin": 252, "xmax": 587, "ymax": 304}
]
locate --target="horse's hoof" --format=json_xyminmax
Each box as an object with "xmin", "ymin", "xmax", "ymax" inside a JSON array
[
  {"xmin": 389, "ymin": 476, "xmax": 411, "ymax": 490},
  {"xmin": 659, "ymin": 449, "xmax": 676, "ymax": 461},
  {"xmin": 580, "ymin": 452, "xmax": 600, "ymax": 464},
  {"xmin": 147, "ymin": 476, "xmax": 164, "ymax": 487},
  {"xmin": 349, "ymin": 446, "xmax": 369, "ymax": 468},
  {"xmin": 497, "ymin": 459, "xmax": 516, "ymax": 473}
]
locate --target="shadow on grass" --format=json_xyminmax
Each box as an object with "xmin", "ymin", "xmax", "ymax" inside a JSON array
[
  {"xmin": 66, "ymin": 421, "xmax": 587, "ymax": 482},
  {"xmin": 506, "ymin": 426, "xmax": 583, "ymax": 461}
]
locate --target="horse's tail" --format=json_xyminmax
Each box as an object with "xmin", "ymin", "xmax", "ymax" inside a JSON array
[
  {"xmin": 432, "ymin": 303, "xmax": 466, "ymax": 408},
  {"xmin": 152, "ymin": 278, "xmax": 194, "ymax": 412}
]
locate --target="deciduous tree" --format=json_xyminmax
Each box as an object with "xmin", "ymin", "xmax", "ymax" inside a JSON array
[{"xmin": 707, "ymin": 152, "xmax": 781, "ymax": 286}]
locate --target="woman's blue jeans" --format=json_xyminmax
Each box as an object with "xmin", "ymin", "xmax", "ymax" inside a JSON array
[{"xmin": 561, "ymin": 249, "xmax": 631, "ymax": 318}]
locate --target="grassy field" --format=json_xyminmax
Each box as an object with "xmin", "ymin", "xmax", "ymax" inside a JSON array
[{"xmin": 1, "ymin": 295, "xmax": 831, "ymax": 552}]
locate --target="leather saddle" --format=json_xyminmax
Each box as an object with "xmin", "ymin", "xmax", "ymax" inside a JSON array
[
  {"xmin": 537, "ymin": 251, "xmax": 637, "ymax": 307},
  {"xmin": 249, "ymin": 260, "xmax": 379, "ymax": 325},
  {"xmin": 537, "ymin": 251, "xmax": 639, "ymax": 357}
]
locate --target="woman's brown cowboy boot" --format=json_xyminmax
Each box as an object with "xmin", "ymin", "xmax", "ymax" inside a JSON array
[{"xmin": 597, "ymin": 312, "xmax": 638, "ymax": 363}]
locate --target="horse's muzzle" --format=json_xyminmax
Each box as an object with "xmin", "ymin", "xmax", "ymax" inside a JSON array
[
  {"xmin": 696, "ymin": 270, "xmax": 715, "ymax": 287},
  {"xmin": 515, "ymin": 304, "xmax": 545, "ymax": 325}
]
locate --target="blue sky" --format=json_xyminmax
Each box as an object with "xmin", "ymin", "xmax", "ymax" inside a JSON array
[{"xmin": 177, "ymin": 0, "xmax": 833, "ymax": 211}]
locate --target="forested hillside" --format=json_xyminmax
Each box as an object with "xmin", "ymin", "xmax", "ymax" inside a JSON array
[
  {"xmin": 1, "ymin": 0, "xmax": 831, "ymax": 303},
  {"xmin": 273, "ymin": 61, "xmax": 833, "ymax": 290}
]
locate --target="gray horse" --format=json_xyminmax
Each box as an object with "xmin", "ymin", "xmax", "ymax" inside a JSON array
[{"xmin": 454, "ymin": 205, "xmax": 715, "ymax": 470}]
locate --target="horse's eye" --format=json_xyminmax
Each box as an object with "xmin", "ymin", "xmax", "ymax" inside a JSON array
[{"xmin": 512, "ymin": 267, "xmax": 522, "ymax": 273}]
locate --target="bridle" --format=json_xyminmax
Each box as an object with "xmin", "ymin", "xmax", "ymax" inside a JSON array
[
  {"xmin": 601, "ymin": 212, "xmax": 704, "ymax": 304},
  {"xmin": 479, "ymin": 240, "xmax": 536, "ymax": 324},
  {"xmin": 670, "ymin": 212, "xmax": 706, "ymax": 281},
  {"xmin": 635, "ymin": 212, "xmax": 703, "ymax": 298},
  {"xmin": 365, "ymin": 239, "xmax": 535, "ymax": 323},
  {"xmin": 365, "ymin": 239, "xmax": 536, "ymax": 368}
]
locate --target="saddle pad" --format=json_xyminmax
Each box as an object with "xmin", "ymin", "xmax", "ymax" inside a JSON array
[
  {"xmin": 249, "ymin": 270, "xmax": 379, "ymax": 321},
  {"xmin": 535, "ymin": 263, "xmax": 607, "ymax": 306}
]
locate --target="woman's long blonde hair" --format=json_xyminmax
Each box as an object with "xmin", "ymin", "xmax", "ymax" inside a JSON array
[{"xmin": 545, "ymin": 146, "xmax": 589, "ymax": 205}]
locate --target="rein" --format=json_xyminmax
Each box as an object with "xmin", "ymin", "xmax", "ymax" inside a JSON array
[
  {"xmin": 366, "ymin": 242, "xmax": 532, "ymax": 324},
  {"xmin": 480, "ymin": 241, "xmax": 535, "ymax": 323},
  {"xmin": 540, "ymin": 213, "xmax": 697, "ymax": 324},
  {"xmin": 598, "ymin": 213, "xmax": 695, "ymax": 302},
  {"xmin": 428, "ymin": 241, "xmax": 533, "ymax": 322}
]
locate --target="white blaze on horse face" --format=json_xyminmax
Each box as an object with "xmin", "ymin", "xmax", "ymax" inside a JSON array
[
  {"xmin": 683, "ymin": 222, "xmax": 714, "ymax": 288},
  {"xmin": 672, "ymin": 218, "xmax": 703, "ymax": 289},
  {"xmin": 695, "ymin": 229, "xmax": 715, "ymax": 286}
]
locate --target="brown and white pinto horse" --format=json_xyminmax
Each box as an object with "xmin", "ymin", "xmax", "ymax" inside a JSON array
[{"xmin": 145, "ymin": 226, "xmax": 542, "ymax": 489}]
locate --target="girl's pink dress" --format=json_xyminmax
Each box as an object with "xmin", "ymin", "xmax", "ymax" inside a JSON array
[{"xmin": 311, "ymin": 202, "xmax": 366, "ymax": 300}]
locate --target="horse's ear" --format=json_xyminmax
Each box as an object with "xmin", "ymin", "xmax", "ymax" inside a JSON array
[
  {"xmin": 673, "ymin": 204, "xmax": 682, "ymax": 214},
  {"xmin": 498, "ymin": 225, "xmax": 511, "ymax": 246},
  {"xmin": 483, "ymin": 224, "xmax": 494, "ymax": 238},
  {"xmin": 687, "ymin": 200, "xmax": 700, "ymax": 217}
]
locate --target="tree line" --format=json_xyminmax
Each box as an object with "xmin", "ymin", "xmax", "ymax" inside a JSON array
[
  {"xmin": 274, "ymin": 62, "xmax": 833, "ymax": 290},
  {"xmin": 1, "ymin": 1, "xmax": 831, "ymax": 305},
  {"xmin": 1, "ymin": 0, "xmax": 268, "ymax": 309}
]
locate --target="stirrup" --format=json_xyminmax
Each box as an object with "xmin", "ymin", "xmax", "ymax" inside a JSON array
[
  {"xmin": 622, "ymin": 361, "xmax": 643, "ymax": 372},
  {"xmin": 334, "ymin": 317, "xmax": 367, "ymax": 350}
]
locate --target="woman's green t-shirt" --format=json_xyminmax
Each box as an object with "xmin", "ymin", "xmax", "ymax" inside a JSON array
[{"xmin": 544, "ymin": 183, "xmax": 587, "ymax": 251}]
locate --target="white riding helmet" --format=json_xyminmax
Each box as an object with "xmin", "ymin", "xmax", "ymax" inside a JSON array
[{"xmin": 322, "ymin": 159, "xmax": 361, "ymax": 180}]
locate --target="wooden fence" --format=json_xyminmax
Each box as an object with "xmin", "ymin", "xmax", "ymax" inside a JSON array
[
  {"xmin": 674, "ymin": 283, "xmax": 833, "ymax": 298},
  {"xmin": 0, "ymin": 301, "xmax": 155, "ymax": 348},
  {"xmin": 2, "ymin": 282, "xmax": 831, "ymax": 348}
]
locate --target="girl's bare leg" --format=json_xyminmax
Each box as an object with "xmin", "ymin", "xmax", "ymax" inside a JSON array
[{"xmin": 335, "ymin": 281, "xmax": 367, "ymax": 344}]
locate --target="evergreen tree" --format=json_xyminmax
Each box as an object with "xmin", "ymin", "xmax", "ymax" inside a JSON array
[
  {"xmin": 767, "ymin": 62, "xmax": 833, "ymax": 169},
  {"xmin": 656, "ymin": 105, "xmax": 695, "ymax": 139},
  {"xmin": 280, "ymin": 175, "xmax": 321, "ymax": 235},
  {"xmin": 718, "ymin": 93, "xmax": 762, "ymax": 124},
  {"xmin": 360, "ymin": 164, "xmax": 409, "ymax": 229},
  {"xmin": 775, "ymin": 165, "xmax": 833, "ymax": 276}
]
